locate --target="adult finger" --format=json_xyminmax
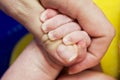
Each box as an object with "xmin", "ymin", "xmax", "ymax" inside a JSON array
[{"xmin": 68, "ymin": 52, "xmax": 101, "ymax": 74}]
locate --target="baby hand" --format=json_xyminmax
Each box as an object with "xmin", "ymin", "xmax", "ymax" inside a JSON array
[{"xmin": 40, "ymin": 9, "xmax": 91, "ymax": 70}]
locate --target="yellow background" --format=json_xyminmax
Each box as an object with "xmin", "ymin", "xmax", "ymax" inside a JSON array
[{"xmin": 94, "ymin": 0, "xmax": 120, "ymax": 78}]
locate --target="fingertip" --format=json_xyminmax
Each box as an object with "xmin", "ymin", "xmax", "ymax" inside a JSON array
[
  {"xmin": 48, "ymin": 31, "xmax": 57, "ymax": 40},
  {"xmin": 40, "ymin": 9, "xmax": 48, "ymax": 22},
  {"xmin": 77, "ymin": 40, "xmax": 87, "ymax": 48},
  {"xmin": 63, "ymin": 37, "xmax": 73, "ymax": 45},
  {"xmin": 40, "ymin": 9, "xmax": 58, "ymax": 22},
  {"xmin": 41, "ymin": 24, "xmax": 48, "ymax": 33},
  {"xmin": 57, "ymin": 44, "xmax": 78, "ymax": 64}
]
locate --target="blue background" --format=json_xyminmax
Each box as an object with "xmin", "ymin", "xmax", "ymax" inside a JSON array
[{"xmin": 0, "ymin": 10, "xmax": 28, "ymax": 78}]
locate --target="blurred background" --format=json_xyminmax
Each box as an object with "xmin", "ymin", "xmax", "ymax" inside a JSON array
[{"xmin": 0, "ymin": 10, "xmax": 29, "ymax": 78}]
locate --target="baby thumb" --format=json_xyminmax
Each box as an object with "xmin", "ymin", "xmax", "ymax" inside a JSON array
[{"xmin": 57, "ymin": 44, "xmax": 78, "ymax": 66}]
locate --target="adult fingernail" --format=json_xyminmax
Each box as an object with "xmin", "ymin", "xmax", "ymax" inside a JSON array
[{"xmin": 57, "ymin": 44, "xmax": 78, "ymax": 63}]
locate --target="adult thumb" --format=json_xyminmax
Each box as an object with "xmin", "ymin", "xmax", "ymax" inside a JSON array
[{"xmin": 40, "ymin": 0, "xmax": 84, "ymax": 19}]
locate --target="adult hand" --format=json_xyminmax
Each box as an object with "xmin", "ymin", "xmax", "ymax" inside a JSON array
[{"xmin": 40, "ymin": 0, "xmax": 115, "ymax": 74}]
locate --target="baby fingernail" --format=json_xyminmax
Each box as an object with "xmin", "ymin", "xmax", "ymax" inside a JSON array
[
  {"xmin": 69, "ymin": 53, "xmax": 78, "ymax": 62},
  {"xmin": 42, "ymin": 24, "xmax": 48, "ymax": 33},
  {"xmin": 57, "ymin": 44, "xmax": 77, "ymax": 63},
  {"xmin": 40, "ymin": 12, "xmax": 47, "ymax": 22},
  {"xmin": 48, "ymin": 31, "xmax": 56, "ymax": 40},
  {"xmin": 63, "ymin": 38, "xmax": 72, "ymax": 45}
]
